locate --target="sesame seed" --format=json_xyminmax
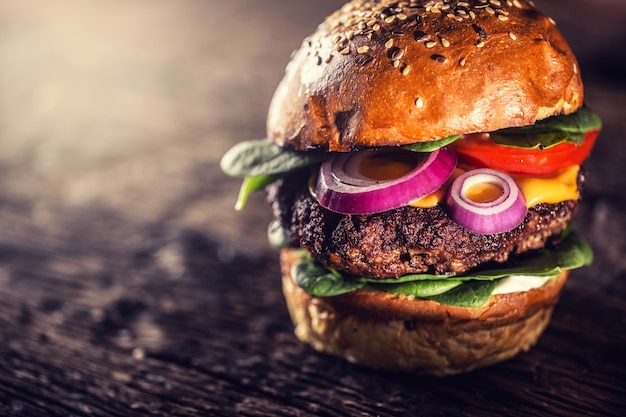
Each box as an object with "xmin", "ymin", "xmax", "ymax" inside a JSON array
[
  {"xmin": 335, "ymin": 39, "xmax": 348, "ymax": 51},
  {"xmin": 373, "ymin": 24, "xmax": 381, "ymax": 31},
  {"xmin": 414, "ymin": 30, "xmax": 428, "ymax": 41},
  {"xmin": 509, "ymin": 32, "xmax": 517, "ymax": 40},
  {"xmin": 441, "ymin": 37, "xmax": 450, "ymax": 47},
  {"xmin": 548, "ymin": 17, "xmax": 556, "ymax": 25},
  {"xmin": 498, "ymin": 14, "xmax": 509, "ymax": 21},
  {"xmin": 513, "ymin": 0, "xmax": 523, "ymax": 8},
  {"xmin": 425, "ymin": 41, "xmax": 437, "ymax": 48},
  {"xmin": 431, "ymin": 53, "xmax": 447, "ymax": 63},
  {"xmin": 390, "ymin": 47, "xmax": 404, "ymax": 60},
  {"xmin": 415, "ymin": 97, "xmax": 424, "ymax": 108},
  {"xmin": 475, "ymin": 40, "xmax": 485, "ymax": 48},
  {"xmin": 402, "ymin": 64, "xmax": 411, "ymax": 75},
  {"xmin": 573, "ymin": 63, "xmax": 578, "ymax": 74},
  {"xmin": 358, "ymin": 45, "xmax": 370, "ymax": 54},
  {"xmin": 340, "ymin": 46, "xmax": 350, "ymax": 55},
  {"xmin": 472, "ymin": 24, "xmax": 489, "ymax": 39},
  {"xmin": 459, "ymin": 57, "xmax": 467, "ymax": 67},
  {"xmin": 485, "ymin": 6, "xmax": 496, "ymax": 14},
  {"xmin": 397, "ymin": 13, "xmax": 408, "ymax": 21},
  {"xmin": 385, "ymin": 15, "xmax": 396, "ymax": 24},
  {"xmin": 469, "ymin": 10, "xmax": 476, "ymax": 19},
  {"xmin": 385, "ymin": 38, "xmax": 394, "ymax": 49},
  {"xmin": 490, "ymin": 0, "xmax": 502, "ymax": 7}
]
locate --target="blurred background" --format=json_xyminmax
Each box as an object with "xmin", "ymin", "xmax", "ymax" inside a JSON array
[{"xmin": 1, "ymin": 0, "xmax": 624, "ymax": 279}]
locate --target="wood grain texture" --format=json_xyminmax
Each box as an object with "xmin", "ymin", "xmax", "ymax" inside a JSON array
[{"xmin": 0, "ymin": 1, "xmax": 625, "ymax": 416}]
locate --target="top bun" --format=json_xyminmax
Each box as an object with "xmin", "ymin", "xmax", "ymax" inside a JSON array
[{"xmin": 267, "ymin": 0, "xmax": 583, "ymax": 152}]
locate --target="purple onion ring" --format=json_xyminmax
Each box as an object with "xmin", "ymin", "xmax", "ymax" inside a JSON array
[
  {"xmin": 445, "ymin": 168, "xmax": 527, "ymax": 235},
  {"xmin": 316, "ymin": 147, "xmax": 457, "ymax": 215}
]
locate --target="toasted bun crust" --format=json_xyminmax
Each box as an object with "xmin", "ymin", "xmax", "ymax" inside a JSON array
[
  {"xmin": 267, "ymin": 0, "xmax": 583, "ymax": 152},
  {"xmin": 280, "ymin": 247, "xmax": 568, "ymax": 375}
]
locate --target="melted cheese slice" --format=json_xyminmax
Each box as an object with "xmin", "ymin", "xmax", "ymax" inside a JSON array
[{"xmin": 409, "ymin": 165, "xmax": 580, "ymax": 208}]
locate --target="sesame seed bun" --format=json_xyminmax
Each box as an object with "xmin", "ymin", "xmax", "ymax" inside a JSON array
[
  {"xmin": 280, "ymin": 247, "xmax": 569, "ymax": 375},
  {"xmin": 267, "ymin": 0, "xmax": 583, "ymax": 152}
]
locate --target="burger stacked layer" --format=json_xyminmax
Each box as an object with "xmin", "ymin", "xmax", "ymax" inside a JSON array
[{"xmin": 221, "ymin": 0, "xmax": 601, "ymax": 374}]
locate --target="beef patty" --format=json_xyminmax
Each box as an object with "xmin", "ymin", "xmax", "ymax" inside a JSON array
[{"xmin": 268, "ymin": 169, "xmax": 582, "ymax": 278}]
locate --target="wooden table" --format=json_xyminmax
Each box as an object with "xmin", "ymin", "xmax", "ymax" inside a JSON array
[{"xmin": 0, "ymin": 1, "xmax": 624, "ymax": 415}]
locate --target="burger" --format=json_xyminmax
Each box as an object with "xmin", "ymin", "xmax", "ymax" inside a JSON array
[{"xmin": 220, "ymin": 0, "xmax": 601, "ymax": 375}]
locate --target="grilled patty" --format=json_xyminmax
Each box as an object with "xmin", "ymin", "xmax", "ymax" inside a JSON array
[{"xmin": 268, "ymin": 169, "xmax": 582, "ymax": 278}]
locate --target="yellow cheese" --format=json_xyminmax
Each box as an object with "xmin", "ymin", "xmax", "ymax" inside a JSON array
[
  {"xmin": 512, "ymin": 165, "xmax": 580, "ymax": 207},
  {"xmin": 409, "ymin": 165, "xmax": 580, "ymax": 208}
]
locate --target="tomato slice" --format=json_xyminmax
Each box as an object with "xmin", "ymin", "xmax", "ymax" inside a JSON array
[{"xmin": 451, "ymin": 129, "xmax": 599, "ymax": 175}]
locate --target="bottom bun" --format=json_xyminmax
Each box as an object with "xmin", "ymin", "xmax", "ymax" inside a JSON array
[{"xmin": 280, "ymin": 248, "xmax": 568, "ymax": 376}]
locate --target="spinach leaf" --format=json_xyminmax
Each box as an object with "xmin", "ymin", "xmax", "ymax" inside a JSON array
[
  {"xmin": 374, "ymin": 279, "xmax": 463, "ymax": 297},
  {"xmin": 235, "ymin": 174, "xmax": 280, "ymax": 211},
  {"xmin": 489, "ymin": 131, "xmax": 572, "ymax": 149},
  {"xmin": 489, "ymin": 107, "xmax": 602, "ymax": 149},
  {"xmin": 220, "ymin": 138, "xmax": 328, "ymax": 178},
  {"xmin": 462, "ymin": 231, "xmax": 592, "ymax": 280},
  {"xmin": 425, "ymin": 280, "xmax": 498, "ymax": 308},
  {"xmin": 534, "ymin": 106, "xmax": 602, "ymax": 133},
  {"xmin": 402, "ymin": 134, "xmax": 461, "ymax": 152},
  {"xmin": 292, "ymin": 258, "xmax": 366, "ymax": 297},
  {"xmin": 363, "ymin": 272, "xmax": 457, "ymax": 284}
]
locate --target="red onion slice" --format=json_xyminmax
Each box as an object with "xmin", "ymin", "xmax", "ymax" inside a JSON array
[
  {"xmin": 316, "ymin": 147, "xmax": 457, "ymax": 215},
  {"xmin": 445, "ymin": 168, "xmax": 527, "ymax": 235}
]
